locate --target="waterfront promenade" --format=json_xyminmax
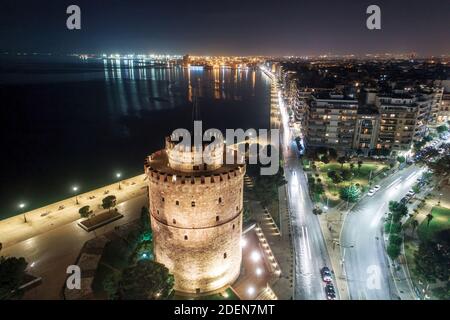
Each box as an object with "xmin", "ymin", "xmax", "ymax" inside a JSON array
[{"xmin": 0, "ymin": 174, "xmax": 148, "ymax": 249}]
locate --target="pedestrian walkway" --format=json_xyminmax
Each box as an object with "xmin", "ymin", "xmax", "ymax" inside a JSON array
[
  {"xmin": 249, "ymin": 184, "xmax": 294, "ymax": 300},
  {"xmin": 317, "ymin": 202, "xmax": 350, "ymax": 300},
  {"xmin": 0, "ymin": 174, "xmax": 147, "ymax": 249}
]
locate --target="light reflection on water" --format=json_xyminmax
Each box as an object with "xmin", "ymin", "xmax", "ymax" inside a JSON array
[{"xmin": 0, "ymin": 56, "xmax": 269, "ymax": 217}]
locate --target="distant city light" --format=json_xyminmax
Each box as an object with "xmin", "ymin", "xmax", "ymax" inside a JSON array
[
  {"xmin": 247, "ymin": 286, "xmax": 255, "ymax": 296},
  {"xmin": 116, "ymin": 172, "xmax": 122, "ymax": 179},
  {"xmin": 72, "ymin": 186, "xmax": 78, "ymax": 192},
  {"xmin": 19, "ymin": 203, "xmax": 25, "ymax": 209}
]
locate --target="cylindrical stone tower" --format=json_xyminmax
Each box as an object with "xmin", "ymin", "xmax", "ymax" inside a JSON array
[{"xmin": 144, "ymin": 135, "xmax": 245, "ymax": 294}]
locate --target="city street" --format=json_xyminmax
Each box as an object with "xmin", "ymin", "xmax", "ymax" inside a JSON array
[
  {"xmin": 265, "ymin": 70, "xmax": 333, "ymax": 300},
  {"xmin": 341, "ymin": 164, "xmax": 426, "ymax": 300}
]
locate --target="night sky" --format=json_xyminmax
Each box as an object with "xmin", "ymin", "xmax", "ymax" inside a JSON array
[{"xmin": 0, "ymin": 0, "xmax": 449, "ymax": 56}]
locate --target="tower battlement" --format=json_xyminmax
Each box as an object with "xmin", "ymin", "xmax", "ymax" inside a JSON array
[{"xmin": 145, "ymin": 136, "xmax": 245, "ymax": 294}]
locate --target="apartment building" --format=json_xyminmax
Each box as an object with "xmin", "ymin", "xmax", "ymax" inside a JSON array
[{"xmin": 304, "ymin": 92, "xmax": 358, "ymax": 153}]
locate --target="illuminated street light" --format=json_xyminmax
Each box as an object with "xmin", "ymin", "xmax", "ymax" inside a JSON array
[
  {"xmin": 255, "ymin": 267, "xmax": 263, "ymax": 276},
  {"xmin": 19, "ymin": 202, "xmax": 27, "ymax": 223},
  {"xmin": 116, "ymin": 172, "xmax": 122, "ymax": 190},
  {"xmin": 72, "ymin": 186, "xmax": 79, "ymax": 205},
  {"xmin": 250, "ymin": 251, "xmax": 260, "ymax": 262}
]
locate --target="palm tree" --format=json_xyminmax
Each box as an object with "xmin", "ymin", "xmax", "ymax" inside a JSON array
[
  {"xmin": 357, "ymin": 160, "xmax": 363, "ymax": 172},
  {"xmin": 338, "ymin": 156, "xmax": 347, "ymax": 169},
  {"xmin": 411, "ymin": 219, "xmax": 419, "ymax": 235},
  {"xmin": 426, "ymin": 213, "xmax": 434, "ymax": 227}
]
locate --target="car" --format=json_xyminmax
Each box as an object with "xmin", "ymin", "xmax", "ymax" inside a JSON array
[
  {"xmin": 407, "ymin": 189, "xmax": 415, "ymax": 197},
  {"xmin": 325, "ymin": 283, "xmax": 336, "ymax": 300},
  {"xmin": 373, "ymin": 185, "xmax": 381, "ymax": 191},
  {"xmin": 321, "ymin": 267, "xmax": 332, "ymax": 282},
  {"xmin": 367, "ymin": 189, "xmax": 376, "ymax": 196}
]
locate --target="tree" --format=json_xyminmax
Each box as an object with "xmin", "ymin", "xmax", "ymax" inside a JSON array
[
  {"xmin": 314, "ymin": 183, "xmax": 325, "ymax": 195},
  {"xmin": 341, "ymin": 169, "xmax": 353, "ymax": 181},
  {"xmin": 389, "ymin": 201, "xmax": 408, "ymax": 223},
  {"xmin": 116, "ymin": 260, "xmax": 174, "ymax": 300},
  {"xmin": 337, "ymin": 156, "xmax": 346, "ymax": 169},
  {"xmin": 78, "ymin": 205, "xmax": 92, "ymax": 219},
  {"xmin": 327, "ymin": 170, "xmax": 343, "ymax": 184},
  {"xmin": 328, "ymin": 148, "xmax": 337, "ymax": 160},
  {"xmin": 414, "ymin": 230, "xmax": 450, "ymax": 283},
  {"xmin": 102, "ymin": 195, "xmax": 117, "ymax": 212},
  {"xmin": 385, "ymin": 221, "xmax": 402, "ymax": 234},
  {"xmin": 428, "ymin": 155, "xmax": 450, "ymax": 175},
  {"xmin": 339, "ymin": 185, "xmax": 361, "ymax": 203},
  {"xmin": 426, "ymin": 213, "xmax": 434, "ymax": 227},
  {"xmin": 357, "ymin": 160, "xmax": 363, "ymax": 172},
  {"xmin": 411, "ymin": 219, "xmax": 419, "ymax": 234},
  {"xmin": 397, "ymin": 156, "xmax": 406, "ymax": 164},
  {"xmin": 389, "ymin": 233, "xmax": 403, "ymax": 246},
  {"xmin": 350, "ymin": 163, "xmax": 355, "ymax": 171},
  {"xmin": 0, "ymin": 256, "xmax": 28, "ymax": 300},
  {"xmin": 436, "ymin": 125, "xmax": 449, "ymax": 134},
  {"xmin": 387, "ymin": 243, "xmax": 401, "ymax": 260},
  {"xmin": 321, "ymin": 155, "xmax": 330, "ymax": 164}
]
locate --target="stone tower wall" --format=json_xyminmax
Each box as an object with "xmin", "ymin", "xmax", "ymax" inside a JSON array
[{"xmin": 146, "ymin": 156, "xmax": 245, "ymax": 293}]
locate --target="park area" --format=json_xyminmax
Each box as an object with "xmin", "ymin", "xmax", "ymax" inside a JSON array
[
  {"xmin": 306, "ymin": 160, "xmax": 389, "ymax": 207},
  {"xmin": 404, "ymin": 204, "xmax": 450, "ymax": 300},
  {"xmin": 417, "ymin": 206, "xmax": 450, "ymax": 242}
]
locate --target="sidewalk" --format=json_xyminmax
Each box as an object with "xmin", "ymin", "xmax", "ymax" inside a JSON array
[
  {"xmin": 249, "ymin": 185, "xmax": 294, "ymax": 300},
  {"xmin": 317, "ymin": 202, "xmax": 350, "ymax": 300},
  {"xmin": 0, "ymin": 174, "xmax": 148, "ymax": 249}
]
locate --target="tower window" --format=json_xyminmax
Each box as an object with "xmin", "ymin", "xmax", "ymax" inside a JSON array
[
  {"xmin": 161, "ymin": 197, "xmax": 165, "ymax": 202},
  {"xmin": 218, "ymin": 197, "xmax": 222, "ymax": 204},
  {"xmin": 224, "ymin": 252, "xmax": 227, "ymax": 259},
  {"xmin": 175, "ymin": 200, "xmax": 179, "ymax": 206},
  {"xmin": 216, "ymin": 216, "xmax": 220, "ymax": 222},
  {"xmin": 236, "ymin": 206, "xmax": 239, "ymax": 211},
  {"xmin": 191, "ymin": 201, "xmax": 196, "ymax": 207},
  {"xmin": 157, "ymin": 210, "xmax": 160, "ymax": 215},
  {"xmin": 193, "ymin": 165, "xmax": 199, "ymax": 170},
  {"xmin": 173, "ymin": 219, "xmax": 176, "ymax": 224},
  {"xmin": 232, "ymin": 224, "xmax": 235, "ymax": 230},
  {"xmin": 184, "ymin": 235, "xmax": 188, "ymax": 240}
]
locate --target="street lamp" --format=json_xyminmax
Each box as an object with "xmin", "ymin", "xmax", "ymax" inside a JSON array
[
  {"xmin": 116, "ymin": 172, "xmax": 122, "ymax": 190},
  {"xmin": 72, "ymin": 186, "xmax": 79, "ymax": 205},
  {"xmin": 438, "ymin": 193, "xmax": 443, "ymax": 206},
  {"xmin": 19, "ymin": 202, "xmax": 27, "ymax": 223}
]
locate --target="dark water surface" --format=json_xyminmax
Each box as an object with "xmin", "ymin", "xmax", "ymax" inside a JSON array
[{"xmin": 0, "ymin": 56, "xmax": 271, "ymax": 218}]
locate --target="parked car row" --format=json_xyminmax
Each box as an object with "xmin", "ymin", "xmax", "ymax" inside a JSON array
[
  {"xmin": 400, "ymin": 189, "xmax": 416, "ymax": 204},
  {"xmin": 367, "ymin": 184, "xmax": 381, "ymax": 196},
  {"xmin": 321, "ymin": 266, "xmax": 337, "ymax": 300}
]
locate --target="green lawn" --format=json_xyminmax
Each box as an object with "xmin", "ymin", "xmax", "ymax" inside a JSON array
[
  {"xmin": 314, "ymin": 161, "xmax": 388, "ymax": 205},
  {"xmin": 418, "ymin": 206, "xmax": 450, "ymax": 242}
]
